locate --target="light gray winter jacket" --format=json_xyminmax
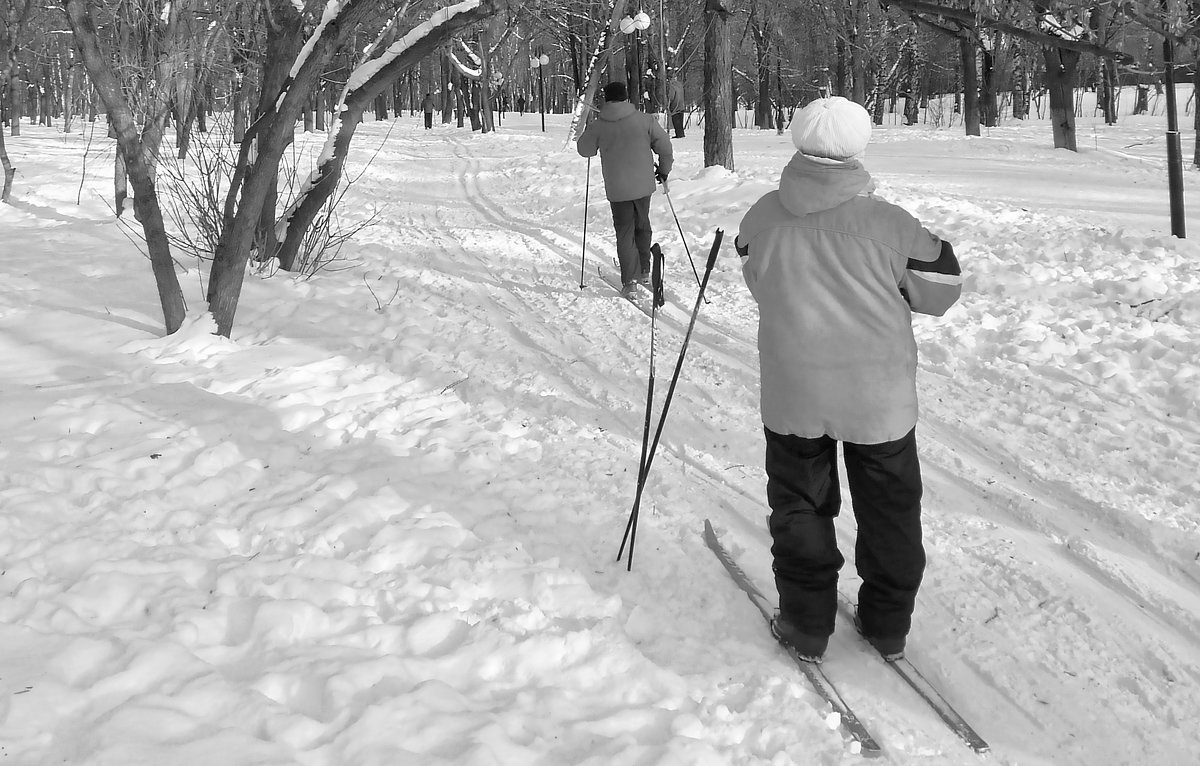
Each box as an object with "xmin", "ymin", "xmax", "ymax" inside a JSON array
[
  {"xmin": 736, "ymin": 152, "xmax": 962, "ymax": 444},
  {"xmin": 576, "ymin": 101, "xmax": 673, "ymax": 202}
]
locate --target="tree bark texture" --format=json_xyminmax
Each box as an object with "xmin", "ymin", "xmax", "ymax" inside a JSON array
[
  {"xmin": 960, "ymin": 36, "xmax": 980, "ymax": 136},
  {"xmin": 703, "ymin": 0, "xmax": 733, "ymax": 170},
  {"xmin": 1042, "ymin": 46, "xmax": 1080, "ymax": 151},
  {"xmin": 980, "ymin": 46, "xmax": 997, "ymax": 127}
]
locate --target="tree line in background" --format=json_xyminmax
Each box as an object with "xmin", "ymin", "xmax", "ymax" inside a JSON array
[{"xmin": 0, "ymin": 0, "xmax": 1196, "ymax": 336}]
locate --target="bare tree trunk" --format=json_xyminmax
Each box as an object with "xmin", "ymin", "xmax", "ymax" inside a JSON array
[
  {"xmin": 980, "ymin": 43, "xmax": 997, "ymax": 127},
  {"xmin": 114, "ymin": 146, "xmax": 128, "ymax": 215},
  {"xmin": 233, "ymin": 70, "xmax": 249, "ymax": 143},
  {"xmin": 479, "ymin": 25, "xmax": 495, "ymax": 133},
  {"xmin": 441, "ymin": 45, "xmax": 454, "ymax": 124},
  {"xmin": 703, "ymin": 0, "xmax": 734, "ymax": 170},
  {"xmin": 0, "ymin": 56, "xmax": 14, "ymax": 199},
  {"xmin": 1043, "ymin": 46, "xmax": 1080, "ymax": 150},
  {"xmin": 0, "ymin": 127, "xmax": 14, "ymax": 202},
  {"xmin": 10, "ymin": 71, "xmax": 22, "ymax": 136},
  {"xmin": 752, "ymin": 16, "xmax": 771, "ymax": 129},
  {"xmin": 961, "ymin": 36, "xmax": 981, "ymax": 136},
  {"xmin": 65, "ymin": 0, "xmax": 186, "ymax": 334},
  {"xmin": 1100, "ymin": 57, "xmax": 1118, "ymax": 125},
  {"xmin": 1193, "ymin": 63, "xmax": 1200, "ymax": 166},
  {"xmin": 903, "ymin": 35, "xmax": 921, "ymax": 125}
]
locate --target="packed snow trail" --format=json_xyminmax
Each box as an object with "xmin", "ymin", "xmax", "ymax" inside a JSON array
[
  {"xmin": 394, "ymin": 120, "xmax": 1200, "ymax": 764},
  {"xmin": 0, "ymin": 110, "xmax": 1197, "ymax": 765}
]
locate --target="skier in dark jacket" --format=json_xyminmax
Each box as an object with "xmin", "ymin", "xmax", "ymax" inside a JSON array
[
  {"xmin": 735, "ymin": 96, "xmax": 963, "ymax": 663},
  {"xmin": 576, "ymin": 81, "xmax": 674, "ymax": 298}
]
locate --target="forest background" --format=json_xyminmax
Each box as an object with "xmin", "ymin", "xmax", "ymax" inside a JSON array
[{"xmin": 1, "ymin": 0, "xmax": 1197, "ymax": 338}]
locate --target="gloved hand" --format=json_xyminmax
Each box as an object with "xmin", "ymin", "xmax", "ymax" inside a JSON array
[{"xmin": 655, "ymin": 166, "xmax": 668, "ymax": 185}]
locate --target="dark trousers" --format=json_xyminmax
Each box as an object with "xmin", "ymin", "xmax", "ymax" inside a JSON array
[
  {"xmin": 424, "ymin": 112, "xmax": 433, "ymax": 129},
  {"xmin": 765, "ymin": 427, "xmax": 925, "ymax": 640},
  {"xmin": 609, "ymin": 196, "xmax": 653, "ymax": 285},
  {"xmin": 670, "ymin": 112, "xmax": 685, "ymax": 138}
]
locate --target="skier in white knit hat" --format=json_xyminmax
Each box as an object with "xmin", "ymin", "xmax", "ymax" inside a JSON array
[{"xmin": 735, "ymin": 96, "xmax": 963, "ymax": 664}]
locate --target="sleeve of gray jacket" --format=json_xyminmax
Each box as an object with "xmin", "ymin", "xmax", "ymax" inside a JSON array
[
  {"xmin": 577, "ymin": 123, "xmax": 598, "ymax": 158},
  {"xmin": 899, "ymin": 233, "xmax": 962, "ymax": 317},
  {"xmin": 648, "ymin": 117, "xmax": 673, "ymax": 177}
]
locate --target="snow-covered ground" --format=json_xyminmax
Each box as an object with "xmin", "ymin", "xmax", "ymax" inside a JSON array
[{"xmin": 1, "ymin": 98, "xmax": 1198, "ymax": 765}]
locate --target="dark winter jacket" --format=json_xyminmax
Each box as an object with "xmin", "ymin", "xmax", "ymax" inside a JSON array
[
  {"xmin": 576, "ymin": 101, "xmax": 673, "ymax": 202},
  {"xmin": 736, "ymin": 152, "xmax": 962, "ymax": 444},
  {"xmin": 666, "ymin": 80, "xmax": 685, "ymax": 115},
  {"xmin": 421, "ymin": 95, "xmax": 436, "ymax": 114}
]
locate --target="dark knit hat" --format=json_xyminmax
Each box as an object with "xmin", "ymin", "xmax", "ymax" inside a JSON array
[{"xmin": 603, "ymin": 81, "xmax": 628, "ymax": 102}]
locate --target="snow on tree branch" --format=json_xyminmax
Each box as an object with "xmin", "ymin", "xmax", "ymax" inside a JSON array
[
  {"xmin": 447, "ymin": 48, "xmax": 483, "ymax": 79},
  {"xmin": 347, "ymin": 0, "xmax": 482, "ymax": 91},
  {"xmin": 291, "ymin": 0, "xmax": 345, "ymax": 80},
  {"xmin": 1038, "ymin": 11, "xmax": 1088, "ymax": 41}
]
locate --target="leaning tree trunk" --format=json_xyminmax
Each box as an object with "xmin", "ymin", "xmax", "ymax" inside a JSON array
[
  {"xmin": 275, "ymin": 0, "xmax": 496, "ymax": 271},
  {"xmin": 64, "ymin": 0, "xmax": 185, "ymax": 334},
  {"xmin": 566, "ymin": 0, "xmax": 628, "ymax": 142},
  {"xmin": 1043, "ymin": 46, "xmax": 1080, "ymax": 151},
  {"xmin": 703, "ymin": 0, "xmax": 734, "ymax": 170},
  {"xmin": 961, "ymin": 35, "xmax": 980, "ymax": 136}
]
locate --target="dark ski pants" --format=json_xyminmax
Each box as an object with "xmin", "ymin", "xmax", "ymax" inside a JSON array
[
  {"xmin": 671, "ymin": 112, "xmax": 685, "ymax": 138},
  {"xmin": 609, "ymin": 196, "xmax": 653, "ymax": 285},
  {"xmin": 424, "ymin": 112, "xmax": 433, "ymax": 129},
  {"xmin": 764, "ymin": 426, "xmax": 925, "ymax": 641}
]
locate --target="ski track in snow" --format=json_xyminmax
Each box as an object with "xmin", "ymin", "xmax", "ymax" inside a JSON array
[{"xmin": 0, "ymin": 108, "xmax": 1198, "ymax": 765}]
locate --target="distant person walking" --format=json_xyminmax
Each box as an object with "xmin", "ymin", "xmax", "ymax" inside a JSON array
[
  {"xmin": 421, "ymin": 92, "xmax": 436, "ymax": 130},
  {"xmin": 735, "ymin": 96, "xmax": 963, "ymax": 664},
  {"xmin": 576, "ymin": 81, "xmax": 674, "ymax": 298},
  {"xmin": 667, "ymin": 78, "xmax": 686, "ymax": 138}
]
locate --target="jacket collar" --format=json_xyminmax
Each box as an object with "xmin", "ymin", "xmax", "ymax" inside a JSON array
[
  {"xmin": 778, "ymin": 152, "xmax": 874, "ymax": 216},
  {"xmin": 599, "ymin": 101, "xmax": 638, "ymax": 121}
]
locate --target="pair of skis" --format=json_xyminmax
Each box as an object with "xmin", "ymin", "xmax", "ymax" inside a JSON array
[{"xmin": 702, "ymin": 520, "xmax": 989, "ymax": 758}]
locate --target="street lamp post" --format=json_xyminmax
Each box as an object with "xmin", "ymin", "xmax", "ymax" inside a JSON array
[
  {"xmin": 531, "ymin": 53, "xmax": 549, "ymax": 132},
  {"xmin": 620, "ymin": 11, "xmax": 651, "ymax": 109}
]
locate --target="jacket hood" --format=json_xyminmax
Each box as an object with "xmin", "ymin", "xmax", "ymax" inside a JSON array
[
  {"xmin": 598, "ymin": 101, "xmax": 638, "ymax": 121},
  {"xmin": 777, "ymin": 152, "xmax": 873, "ymax": 216}
]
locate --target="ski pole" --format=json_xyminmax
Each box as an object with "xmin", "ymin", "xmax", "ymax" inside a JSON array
[
  {"xmin": 618, "ymin": 229, "xmax": 724, "ymax": 571},
  {"xmin": 580, "ymin": 157, "xmax": 590, "ymax": 289},
  {"xmin": 628, "ymin": 246, "xmax": 667, "ymax": 564},
  {"xmin": 663, "ymin": 184, "xmax": 707, "ymax": 303},
  {"xmin": 621, "ymin": 244, "xmax": 666, "ymax": 572}
]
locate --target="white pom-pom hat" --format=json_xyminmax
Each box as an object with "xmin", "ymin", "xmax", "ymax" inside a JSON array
[{"xmin": 791, "ymin": 96, "xmax": 872, "ymax": 161}]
